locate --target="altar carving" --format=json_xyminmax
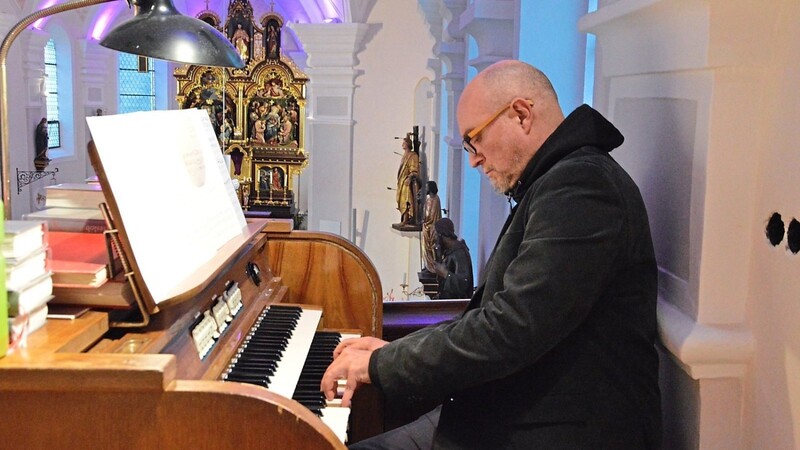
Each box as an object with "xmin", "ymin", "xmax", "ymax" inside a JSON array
[{"xmin": 175, "ymin": 0, "xmax": 308, "ymax": 218}]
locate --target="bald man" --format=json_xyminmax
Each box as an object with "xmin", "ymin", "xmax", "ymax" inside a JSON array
[{"xmin": 322, "ymin": 60, "xmax": 661, "ymax": 449}]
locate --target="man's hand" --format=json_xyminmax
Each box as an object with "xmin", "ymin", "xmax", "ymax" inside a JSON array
[
  {"xmin": 321, "ymin": 337, "xmax": 388, "ymax": 407},
  {"xmin": 333, "ymin": 336, "xmax": 387, "ymax": 358}
]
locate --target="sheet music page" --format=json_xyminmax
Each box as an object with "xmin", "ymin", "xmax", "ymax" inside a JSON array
[{"xmin": 86, "ymin": 109, "xmax": 247, "ymax": 303}]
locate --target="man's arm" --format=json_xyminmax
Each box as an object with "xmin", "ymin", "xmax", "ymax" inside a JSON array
[{"xmin": 369, "ymin": 160, "xmax": 626, "ymax": 403}]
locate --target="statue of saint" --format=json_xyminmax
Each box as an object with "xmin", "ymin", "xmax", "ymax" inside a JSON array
[
  {"xmin": 232, "ymin": 24, "xmax": 250, "ymax": 63},
  {"xmin": 422, "ymin": 181, "xmax": 442, "ymax": 272},
  {"xmin": 34, "ymin": 118, "xmax": 50, "ymax": 170},
  {"xmin": 272, "ymin": 167, "xmax": 283, "ymax": 190},
  {"xmin": 394, "ymin": 133, "xmax": 421, "ymax": 229},
  {"xmin": 431, "ymin": 218, "xmax": 474, "ymax": 299},
  {"xmin": 266, "ymin": 23, "xmax": 279, "ymax": 59}
]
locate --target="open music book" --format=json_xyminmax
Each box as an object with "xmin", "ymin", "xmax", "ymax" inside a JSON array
[{"xmin": 86, "ymin": 109, "xmax": 247, "ymax": 305}]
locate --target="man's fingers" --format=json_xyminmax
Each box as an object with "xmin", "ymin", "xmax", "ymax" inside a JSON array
[
  {"xmin": 332, "ymin": 337, "xmax": 361, "ymax": 359},
  {"xmin": 321, "ymin": 370, "xmax": 338, "ymax": 401},
  {"xmin": 340, "ymin": 376, "xmax": 358, "ymax": 408}
]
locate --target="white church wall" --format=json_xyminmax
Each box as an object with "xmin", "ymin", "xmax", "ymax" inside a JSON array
[
  {"xmin": 350, "ymin": 1, "xmax": 436, "ymax": 300},
  {"xmin": 743, "ymin": 1, "xmax": 800, "ymax": 447},
  {"xmin": 583, "ymin": 0, "xmax": 800, "ymax": 448}
]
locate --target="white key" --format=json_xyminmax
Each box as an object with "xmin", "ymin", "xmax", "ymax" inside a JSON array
[
  {"xmin": 319, "ymin": 406, "xmax": 351, "ymax": 443},
  {"xmin": 265, "ymin": 308, "xmax": 322, "ymax": 398}
]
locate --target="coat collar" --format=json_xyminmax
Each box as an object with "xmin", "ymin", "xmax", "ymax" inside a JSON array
[{"xmin": 507, "ymin": 104, "xmax": 624, "ymax": 203}]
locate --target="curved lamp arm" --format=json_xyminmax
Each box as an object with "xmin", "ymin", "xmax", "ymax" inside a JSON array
[
  {"xmin": 1, "ymin": 0, "xmax": 117, "ymax": 219},
  {"xmin": 1, "ymin": 0, "xmax": 242, "ymax": 219}
]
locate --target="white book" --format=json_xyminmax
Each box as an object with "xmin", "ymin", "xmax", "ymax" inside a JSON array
[
  {"xmin": 86, "ymin": 109, "xmax": 247, "ymax": 304},
  {"xmin": 44, "ymin": 183, "xmax": 105, "ymax": 210},
  {"xmin": 8, "ymin": 272, "xmax": 53, "ymax": 317},
  {"xmin": 8, "ymin": 303, "xmax": 49, "ymax": 348},
  {"xmin": 3, "ymin": 220, "xmax": 45, "ymax": 260},
  {"xmin": 5, "ymin": 248, "xmax": 48, "ymax": 292},
  {"xmin": 22, "ymin": 207, "xmax": 106, "ymax": 233}
]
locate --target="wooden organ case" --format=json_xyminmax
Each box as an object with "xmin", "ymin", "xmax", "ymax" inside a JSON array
[
  {"xmin": 175, "ymin": 0, "xmax": 309, "ymax": 218},
  {"xmin": 0, "ymin": 136, "xmax": 382, "ymax": 447}
]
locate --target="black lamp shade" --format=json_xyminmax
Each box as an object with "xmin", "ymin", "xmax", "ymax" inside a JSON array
[{"xmin": 100, "ymin": 0, "xmax": 244, "ymax": 68}]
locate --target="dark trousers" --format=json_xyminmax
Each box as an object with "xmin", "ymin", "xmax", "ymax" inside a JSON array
[{"xmin": 349, "ymin": 406, "xmax": 441, "ymax": 450}]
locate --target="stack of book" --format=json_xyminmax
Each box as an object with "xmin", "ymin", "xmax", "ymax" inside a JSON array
[
  {"xmin": 3, "ymin": 221, "xmax": 53, "ymax": 346},
  {"xmin": 47, "ymin": 230, "xmax": 111, "ymax": 289},
  {"xmin": 22, "ymin": 182, "xmax": 107, "ymax": 233},
  {"xmin": 20, "ymin": 182, "xmax": 118, "ymax": 301}
]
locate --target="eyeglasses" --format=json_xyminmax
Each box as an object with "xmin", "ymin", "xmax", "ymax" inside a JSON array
[{"xmin": 462, "ymin": 100, "xmax": 533, "ymax": 155}]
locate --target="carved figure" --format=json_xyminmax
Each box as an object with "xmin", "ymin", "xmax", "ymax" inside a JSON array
[
  {"xmin": 266, "ymin": 23, "xmax": 279, "ymax": 59},
  {"xmin": 272, "ymin": 167, "xmax": 283, "ymax": 190},
  {"xmin": 34, "ymin": 118, "xmax": 48, "ymax": 160},
  {"xmin": 233, "ymin": 24, "xmax": 250, "ymax": 62},
  {"xmin": 395, "ymin": 133, "xmax": 421, "ymax": 227},
  {"xmin": 422, "ymin": 181, "xmax": 442, "ymax": 272}
]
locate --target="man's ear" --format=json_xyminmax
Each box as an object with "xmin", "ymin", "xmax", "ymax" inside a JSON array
[{"xmin": 511, "ymin": 98, "xmax": 534, "ymax": 132}]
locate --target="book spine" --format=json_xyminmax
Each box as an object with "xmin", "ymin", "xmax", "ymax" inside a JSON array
[
  {"xmin": 38, "ymin": 218, "xmax": 107, "ymax": 233},
  {"xmin": 45, "ymin": 197, "xmax": 104, "ymax": 210},
  {"xmin": 8, "ymin": 276, "xmax": 53, "ymax": 316}
]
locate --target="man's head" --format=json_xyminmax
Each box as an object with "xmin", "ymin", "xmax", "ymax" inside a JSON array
[{"xmin": 456, "ymin": 60, "xmax": 565, "ymax": 193}]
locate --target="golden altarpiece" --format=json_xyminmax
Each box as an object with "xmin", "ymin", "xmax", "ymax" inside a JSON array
[{"xmin": 174, "ymin": 0, "xmax": 308, "ymax": 218}]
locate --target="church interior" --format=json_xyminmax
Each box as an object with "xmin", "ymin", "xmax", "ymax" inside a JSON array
[{"xmin": 0, "ymin": 0, "xmax": 799, "ymax": 448}]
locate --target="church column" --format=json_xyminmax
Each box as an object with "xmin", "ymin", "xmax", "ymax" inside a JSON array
[
  {"xmin": 76, "ymin": 39, "xmax": 114, "ymax": 175},
  {"xmin": 458, "ymin": 0, "xmax": 517, "ymax": 280},
  {"xmin": 288, "ymin": 22, "xmax": 369, "ymax": 238},
  {"xmin": 15, "ymin": 31, "xmax": 50, "ymax": 215},
  {"xmin": 435, "ymin": 0, "xmax": 467, "ymax": 236}
]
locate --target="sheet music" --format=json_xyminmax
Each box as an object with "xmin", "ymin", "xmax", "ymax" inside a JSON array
[{"xmin": 86, "ymin": 109, "xmax": 247, "ymax": 304}]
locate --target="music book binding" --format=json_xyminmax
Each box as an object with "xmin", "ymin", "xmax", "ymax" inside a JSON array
[
  {"xmin": 23, "ymin": 207, "xmax": 106, "ymax": 233},
  {"xmin": 49, "ymin": 259, "xmax": 108, "ymax": 288},
  {"xmin": 47, "ymin": 230, "xmax": 115, "ymax": 266},
  {"xmin": 44, "ymin": 183, "xmax": 105, "ymax": 210},
  {"xmin": 51, "ymin": 277, "xmax": 134, "ymax": 309}
]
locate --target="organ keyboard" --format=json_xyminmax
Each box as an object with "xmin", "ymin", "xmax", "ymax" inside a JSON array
[
  {"xmin": 0, "ymin": 225, "xmax": 384, "ymax": 449},
  {"xmin": 220, "ymin": 304, "xmax": 359, "ymax": 442}
]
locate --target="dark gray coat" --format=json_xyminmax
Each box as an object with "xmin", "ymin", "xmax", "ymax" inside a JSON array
[{"xmin": 370, "ymin": 105, "xmax": 661, "ymax": 449}]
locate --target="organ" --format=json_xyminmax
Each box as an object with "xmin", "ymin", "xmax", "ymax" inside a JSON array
[
  {"xmin": 0, "ymin": 223, "xmax": 384, "ymax": 449},
  {"xmin": 0, "ymin": 112, "xmax": 384, "ymax": 448}
]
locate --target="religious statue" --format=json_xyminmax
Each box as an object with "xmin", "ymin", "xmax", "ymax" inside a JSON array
[
  {"xmin": 421, "ymin": 181, "xmax": 442, "ymax": 272},
  {"xmin": 252, "ymin": 118, "xmax": 266, "ymax": 144},
  {"xmin": 393, "ymin": 133, "xmax": 421, "ymax": 230},
  {"xmin": 272, "ymin": 167, "xmax": 283, "ymax": 190},
  {"xmin": 34, "ymin": 118, "xmax": 50, "ymax": 171},
  {"xmin": 219, "ymin": 117, "xmax": 233, "ymax": 145},
  {"xmin": 232, "ymin": 24, "xmax": 250, "ymax": 63},
  {"xmin": 266, "ymin": 22, "xmax": 279, "ymax": 59}
]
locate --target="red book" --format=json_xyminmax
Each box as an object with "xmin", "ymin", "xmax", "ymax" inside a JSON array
[{"xmin": 46, "ymin": 231, "xmax": 114, "ymax": 287}]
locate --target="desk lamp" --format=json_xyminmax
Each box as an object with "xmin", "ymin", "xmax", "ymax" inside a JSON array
[{"xmin": 0, "ymin": 0, "xmax": 245, "ymax": 218}]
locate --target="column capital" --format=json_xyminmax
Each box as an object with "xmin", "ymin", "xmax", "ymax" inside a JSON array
[
  {"xmin": 288, "ymin": 22, "xmax": 371, "ymax": 68},
  {"xmin": 459, "ymin": 0, "xmax": 515, "ymax": 65}
]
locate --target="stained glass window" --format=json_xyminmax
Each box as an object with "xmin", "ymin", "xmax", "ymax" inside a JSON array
[
  {"xmin": 118, "ymin": 53, "xmax": 155, "ymax": 113},
  {"xmin": 44, "ymin": 38, "xmax": 60, "ymax": 148}
]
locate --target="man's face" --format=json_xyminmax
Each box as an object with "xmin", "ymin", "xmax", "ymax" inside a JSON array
[{"xmin": 457, "ymin": 91, "xmax": 527, "ymax": 194}]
